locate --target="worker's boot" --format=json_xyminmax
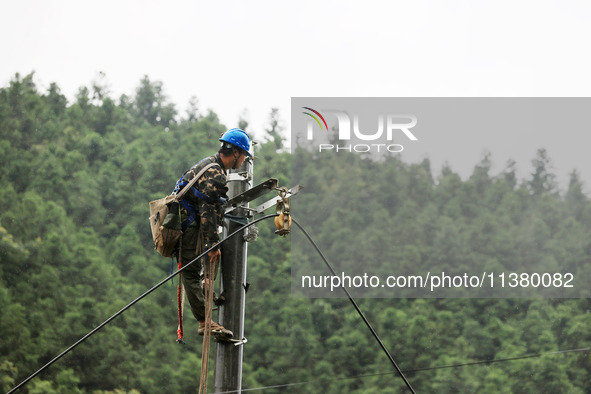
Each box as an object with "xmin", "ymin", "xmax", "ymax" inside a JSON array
[{"xmin": 198, "ymin": 320, "xmax": 233, "ymax": 338}]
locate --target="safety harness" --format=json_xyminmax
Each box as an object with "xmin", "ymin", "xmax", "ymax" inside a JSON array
[{"xmin": 173, "ymin": 160, "xmax": 227, "ymax": 232}]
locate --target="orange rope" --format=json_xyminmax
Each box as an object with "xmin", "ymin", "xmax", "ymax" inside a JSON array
[{"xmin": 176, "ymin": 235, "xmax": 185, "ymax": 343}]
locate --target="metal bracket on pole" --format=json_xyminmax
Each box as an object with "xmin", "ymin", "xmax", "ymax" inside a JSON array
[
  {"xmin": 214, "ymin": 337, "xmax": 248, "ymax": 347},
  {"xmin": 227, "ymin": 172, "xmax": 252, "ymax": 182},
  {"xmin": 253, "ymin": 185, "xmax": 304, "ymax": 214},
  {"xmin": 224, "ymin": 178, "xmax": 278, "ymax": 215}
]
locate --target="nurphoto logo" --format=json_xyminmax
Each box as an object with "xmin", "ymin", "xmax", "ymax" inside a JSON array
[
  {"xmin": 301, "ymin": 107, "xmax": 328, "ymax": 132},
  {"xmin": 302, "ymin": 106, "xmax": 418, "ymax": 153}
]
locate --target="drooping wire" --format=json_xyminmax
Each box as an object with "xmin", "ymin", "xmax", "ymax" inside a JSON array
[
  {"xmin": 291, "ymin": 218, "xmax": 417, "ymax": 394},
  {"xmin": 402, "ymin": 346, "xmax": 591, "ymax": 373},
  {"xmin": 215, "ymin": 347, "xmax": 590, "ymax": 393},
  {"xmin": 8, "ymin": 214, "xmax": 279, "ymax": 394}
]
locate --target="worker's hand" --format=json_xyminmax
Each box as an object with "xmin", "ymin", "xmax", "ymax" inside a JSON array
[{"xmin": 207, "ymin": 247, "xmax": 221, "ymax": 263}]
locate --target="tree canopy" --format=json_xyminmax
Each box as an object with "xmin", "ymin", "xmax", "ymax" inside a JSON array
[{"xmin": 0, "ymin": 73, "xmax": 589, "ymax": 393}]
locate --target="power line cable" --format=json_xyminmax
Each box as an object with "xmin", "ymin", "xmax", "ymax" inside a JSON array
[
  {"xmin": 403, "ymin": 346, "xmax": 590, "ymax": 373},
  {"xmin": 215, "ymin": 347, "xmax": 590, "ymax": 393},
  {"xmin": 10, "ymin": 214, "xmax": 414, "ymax": 393},
  {"xmin": 292, "ymin": 218, "xmax": 416, "ymax": 394},
  {"xmin": 8, "ymin": 214, "xmax": 278, "ymax": 394}
]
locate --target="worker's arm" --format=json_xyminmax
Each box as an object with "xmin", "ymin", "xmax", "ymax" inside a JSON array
[{"xmin": 197, "ymin": 165, "xmax": 228, "ymax": 251}]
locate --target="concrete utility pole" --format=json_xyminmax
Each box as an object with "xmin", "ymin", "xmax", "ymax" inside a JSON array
[
  {"xmin": 213, "ymin": 157, "xmax": 253, "ymax": 393},
  {"xmin": 213, "ymin": 149, "xmax": 296, "ymax": 392}
]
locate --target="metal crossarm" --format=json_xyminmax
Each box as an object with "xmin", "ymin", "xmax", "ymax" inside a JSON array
[
  {"xmin": 224, "ymin": 178, "xmax": 278, "ymax": 214},
  {"xmin": 254, "ymin": 185, "xmax": 303, "ymax": 214}
]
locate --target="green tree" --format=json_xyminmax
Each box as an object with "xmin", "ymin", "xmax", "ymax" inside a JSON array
[
  {"xmin": 132, "ymin": 75, "xmax": 177, "ymax": 127},
  {"xmin": 529, "ymin": 148, "xmax": 557, "ymax": 195}
]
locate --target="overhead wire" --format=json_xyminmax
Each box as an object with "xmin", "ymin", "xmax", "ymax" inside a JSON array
[
  {"xmin": 7, "ymin": 214, "xmax": 279, "ymax": 394},
  {"xmin": 215, "ymin": 347, "xmax": 590, "ymax": 393},
  {"xmin": 9, "ymin": 213, "xmax": 415, "ymax": 393},
  {"xmin": 292, "ymin": 218, "xmax": 416, "ymax": 393}
]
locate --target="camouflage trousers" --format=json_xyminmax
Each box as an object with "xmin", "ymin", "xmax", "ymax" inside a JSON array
[{"xmin": 179, "ymin": 221, "xmax": 218, "ymax": 322}]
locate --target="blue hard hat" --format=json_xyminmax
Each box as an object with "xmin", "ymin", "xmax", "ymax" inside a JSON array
[{"xmin": 219, "ymin": 128, "xmax": 252, "ymax": 157}]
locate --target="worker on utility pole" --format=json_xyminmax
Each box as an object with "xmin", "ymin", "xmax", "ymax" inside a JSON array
[{"xmin": 173, "ymin": 128, "xmax": 252, "ymax": 338}]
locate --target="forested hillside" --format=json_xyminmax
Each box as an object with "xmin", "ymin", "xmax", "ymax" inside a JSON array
[{"xmin": 0, "ymin": 73, "xmax": 590, "ymax": 393}]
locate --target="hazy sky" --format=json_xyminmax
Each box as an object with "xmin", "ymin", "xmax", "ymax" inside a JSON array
[{"xmin": 2, "ymin": 0, "xmax": 591, "ymax": 189}]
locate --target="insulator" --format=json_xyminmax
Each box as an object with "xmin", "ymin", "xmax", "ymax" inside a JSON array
[{"xmin": 244, "ymin": 223, "xmax": 259, "ymax": 242}]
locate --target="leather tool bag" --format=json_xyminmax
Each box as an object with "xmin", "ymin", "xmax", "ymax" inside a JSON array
[{"xmin": 149, "ymin": 163, "xmax": 217, "ymax": 257}]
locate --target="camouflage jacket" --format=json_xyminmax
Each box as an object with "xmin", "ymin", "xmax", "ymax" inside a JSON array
[{"xmin": 179, "ymin": 154, "xmax": 228, "ymax": 249}]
